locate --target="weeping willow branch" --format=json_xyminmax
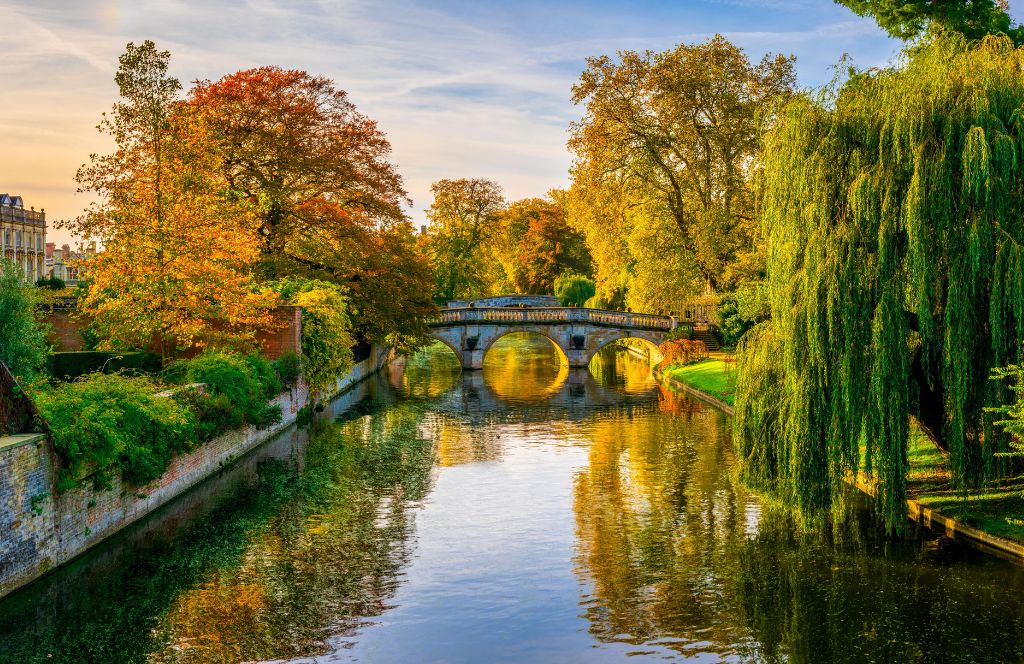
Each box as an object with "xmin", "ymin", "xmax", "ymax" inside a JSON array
[{"xmin": 735, "ymin": 35, "xmax": 1024, "ymax": 532}]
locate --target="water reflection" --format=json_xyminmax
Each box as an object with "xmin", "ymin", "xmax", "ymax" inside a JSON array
[
  {"xmin": 0, "ymin": 337, "xmax": 1022, "ymax": 663},
  {"xmin": 482, "ymin": 332, "xmax": 569, "ymax": 404}
]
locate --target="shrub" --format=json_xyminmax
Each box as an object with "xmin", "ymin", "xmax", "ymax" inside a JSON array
[
  {"xmin": 273, "ymin": 351, "xmax": 302, "ymax": 388},
  {"xmin": 716, "ymin": 282, "xmax": 769, "ymax": 347},
  {"xmin": 165, "ymin": 351, "xmax": 282, "ymax": 430},
  {"xmin": 657, "ymin": 339, "xmax": 708, "ymax": 369},
  {"xmin": 35, "ymin": 276, "xmax": 65, "ymax": 290},
  {"xmin": 32, "ymin": 373, "xmax": 197, "ymax": 488},
  {"xmin": 0, "ymin": 259, "xmax": 47, "ymax": 381},
  {"xmin": 47, "ymin": 351, "xmax": 161, "ymax": 382},
  {"xmin": 554, "ymin": 272, "xmax": 596, "ymax": 307}
]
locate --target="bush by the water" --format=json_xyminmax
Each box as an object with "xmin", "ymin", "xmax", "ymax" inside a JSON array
[
  {"xmin": 657, "ymin": 339, "xmax": 708, "ymax": 369},
  {"xmin": 33, "ymin": 373, "xmax": 197, "ymax": 489},
  {"xmin": 164, "ymin": 351, "xmax": 283, "ymax": 439},
  {"xmin": 34, "ymin": 351, "xmax": 286, "ymax": 489}
]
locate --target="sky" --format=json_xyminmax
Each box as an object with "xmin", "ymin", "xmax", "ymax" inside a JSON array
[{"xmin": 0, "ymin": 0, "xmax": 917, "ymax": 246}]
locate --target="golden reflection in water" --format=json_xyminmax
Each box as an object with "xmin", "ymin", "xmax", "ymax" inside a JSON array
[
  {"xmin": 572, "ymin": 395, "xmax": 758, "ymax": 659},
  {"xmin": 482, "ymin": 332, "xmax": 568, "ymax": 403},
  {"xmin": 391, "ymin": 341, "xmax": 462, "ymax": 399},
  {"xmin": 588, "ymin": 341, "xmax": 659, "ymax": 394},
  {"xmin": 422, "ymin": 412, "xmax": 504, "ymax": 467},
  {"xmin": 148, "ymin": 408, "xmax": 436, "ymax": 663}
]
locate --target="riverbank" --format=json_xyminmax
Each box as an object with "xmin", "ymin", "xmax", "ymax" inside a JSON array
[
  {"xmin": 0, "ymin": 346, "xmax": 391, "ymax": 599},
  {"xmin": 653, "ymin": 353, "xmax": 1024, "ymax": 564}
]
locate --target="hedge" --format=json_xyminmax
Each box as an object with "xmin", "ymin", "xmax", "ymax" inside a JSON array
[{"xmin": 48, "ymin": 351, "xmax": 161, "ymax": 382}]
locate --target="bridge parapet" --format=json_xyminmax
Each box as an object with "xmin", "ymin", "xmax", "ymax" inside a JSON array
[
  {"xmin": 426, "ymin": 306, "xmax": 679, "ymax": 369},
  {"xmin": 428, "ymin": 307, "xmax": 676, "ymax": 331}
]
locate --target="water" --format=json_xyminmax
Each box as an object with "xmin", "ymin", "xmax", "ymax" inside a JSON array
[{"xmin": 2, "ymin": 334, "xmax": 1024, "ymax": 663}]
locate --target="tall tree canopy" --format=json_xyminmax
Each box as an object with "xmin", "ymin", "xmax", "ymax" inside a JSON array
[
  {"xmin": 734, "ymin": 35, "xmax": 1024, "ymax": 531},
  {"xmin": 568, "ymin": 35, "xmax": 795, "ymax": 298},
  {"xmin": 423, "ymin": 178, "xmax": 506, "ymax": 302},
  {"xmin": 836, "ymin": 0, "xmax": 1024, "ymax": 43},
  {"xmin": 188, "ymin": 68, "xmax": 435, "ymax": 344},
  {"xmin": 68, "ymin": 41, "xmax": 277, "ymax": 359}
]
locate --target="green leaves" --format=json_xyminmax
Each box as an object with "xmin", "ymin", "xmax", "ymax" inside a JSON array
[{"xmin": 736, "ymin": 35, "xmax": 1024, "ymax": 531}]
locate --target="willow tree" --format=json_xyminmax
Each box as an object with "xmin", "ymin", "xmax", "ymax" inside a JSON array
[{"xmin": 735, "ymin": 35, "xmax": 1024, "ymax": 531}]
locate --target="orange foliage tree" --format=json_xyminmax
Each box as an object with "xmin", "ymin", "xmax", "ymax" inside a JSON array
[
  {"xmin": 67, "ymin": 42, "xmax": 277, "ymax": 360},
  {"xmin": 188, "ymin": 67, "xmax": 435, "ymax": 346}
]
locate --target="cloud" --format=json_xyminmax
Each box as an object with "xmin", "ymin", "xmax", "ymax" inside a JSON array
[{"xmin": 0, "ymin": 0, "xmax": 897, "ymax": 244}]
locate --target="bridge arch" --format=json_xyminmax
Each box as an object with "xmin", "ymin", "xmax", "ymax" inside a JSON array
[
  {"xmin": 481, "ymin": 328, "xmax": 569, "ymax": 367},
  {"xmin": 585, "ymin": 331, "xmax": 664, "ymax": 366}
]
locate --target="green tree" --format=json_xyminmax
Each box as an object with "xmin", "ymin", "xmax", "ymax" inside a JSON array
[
  {"xmin": 554, "ymin": 273, "xmax": 596, "ymax": 307},
  {"xmin": 836, "ymin": 0, "xmax": 1024, "ymax": 43},
  {"xmin": 735, "ymin": 35, "xmax": 1024, "ymax": 531},
  {"xmin": 271, "ymin": 278, "xmax": 356, "ymax": 397},
  {"xmin": 423, "ymin": 178, "xmax": 506, "ymax": 302},
  {"xmin": 0, "ymin": 259, "xmax": 47, "ymax": 380}
]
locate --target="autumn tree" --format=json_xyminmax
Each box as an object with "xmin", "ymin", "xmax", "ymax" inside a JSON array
[
  {"xmin": 836, "ymin": 0, "xmax": 1024, "ymax": 43},
  {"xmin": 67, "ymin": 41, "xmax": 277, "ymax": 360},
  {"xmin": 188, "ymin": 68, "xmax": 436, "ymax": 345},
  {"xmin": 492, "ymin": 195, "xmax": 591, "ymax": 295},
  {"xmin": 423, "ymin": 178, "xmax": 506, "ymax": 302},
  {"xmin": 568, "ymin": 35, "xmax": 795, "ymax": 296}
]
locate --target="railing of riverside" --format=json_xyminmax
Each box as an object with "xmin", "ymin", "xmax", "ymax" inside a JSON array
[{"xmin": 426, "ymin": 307, "xmax": 677, "ymax": 331}]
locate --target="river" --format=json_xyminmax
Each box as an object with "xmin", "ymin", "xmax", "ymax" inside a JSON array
[{"xmin": 1, "ymin": 334, "xmax": 1023, "ymax": 663}]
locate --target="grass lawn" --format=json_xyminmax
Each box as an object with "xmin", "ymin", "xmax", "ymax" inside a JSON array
[
  {"xmin": 906, "ymin": 426, "xmax": 1024, "ymax": 543},
  {"xmin": 662, "ymin": 355, "xmax": 737, "ymax": 406}
]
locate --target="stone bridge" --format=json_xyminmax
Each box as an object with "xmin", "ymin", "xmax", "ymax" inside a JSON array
[{"xmin": 426, "ymin": 306, "xmax": 680, "ymax": 369}]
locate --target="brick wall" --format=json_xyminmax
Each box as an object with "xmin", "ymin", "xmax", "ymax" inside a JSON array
[
  {"xmin": 40, "ymin": 305, "xmax": 302, "ymax": 359},
  {"xmin": 0, "ymin": 346, "xmax": 388, "ymax": 599},
  {"xmin": 44, "ymin": 311, "xmax": 85, "ymax": 352}
]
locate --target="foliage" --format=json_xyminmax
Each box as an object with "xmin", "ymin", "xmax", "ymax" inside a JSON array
[
  {"xmin": 66, "ymin": 41, "xmax": 278, "ymax": 360},
  {"xmin": 0, "ymin": 259, "xmax": 48, "ymax": 381},
  {"xmin": 988, "ymin": 364, "xmax": 1024, "ymax": 459},
  {"xmin": 423, "ymin": 178, "xmax": 506, "ymax": 302},
  {"xmin": 32, "ymin": 373, "xmax": 197, "ymax": 488},
  {"xmin": 717, "ymin": 282, "xmax": 770, "ymax": 347},
  {"xmin": 274, "ymin": 351, "xmax": 302, "ymax": 388},
  {"xmin": 271, "ymin": 278, "xmax": 356, "ymax": 396},
  {"xmin": 656, "ymin": 339, "xmax": 708, "ymax": 369},
  {"xmin": 489, "ymin": 195, "xmax": 592, "ymax": 294},
  {"xmin": 164, "ymin": 351, "xmax": 282, "ymax": 431},
  {"xmin": 47, "ymin": 351, "xmax": 161, "ymax": 382},
  {"xmin": 35, "ymin": 276, "xmax": 65, "ymax": 290},
  {"xmin": 188, "ymin": 67, "xmax": 436, "ymax": 344},
  {"xmin": 568, "ymin": 35, "xmax": 794, "ymax": 300},
  {"xmin": 735, "ymin": 35, "xmax": 1024, "ymax": 531},
  {"xmin": 554, "ymin": 272, "xmax": 596, "ymax": 307},
  {"xmin": 835, "ymin": 0, "xmax": 1024, "ymax": 43}
]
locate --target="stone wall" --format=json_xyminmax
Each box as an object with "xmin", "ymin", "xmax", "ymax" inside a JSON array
[{"xmin": 0, "ymin": 347, "xmax": 388, "ymax": 599}]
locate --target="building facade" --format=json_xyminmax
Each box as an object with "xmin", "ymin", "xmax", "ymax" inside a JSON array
[
  {"xmin": 1, "ymin": 194, "xmax": 46, "ymax": 282},
  {"xmin": 45, "ymin": 242, "xmax": 84, "ymax": 285}
]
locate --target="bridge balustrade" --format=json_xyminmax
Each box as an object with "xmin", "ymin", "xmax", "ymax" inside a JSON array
[{"xmin": 428, "ymin": 307, "xmax": 676, "ymax": 331}]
